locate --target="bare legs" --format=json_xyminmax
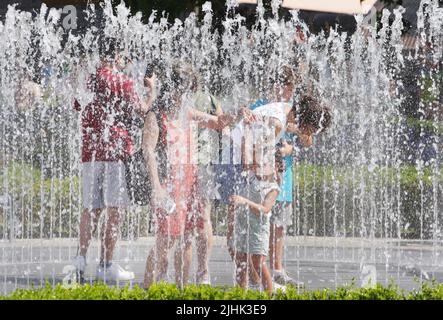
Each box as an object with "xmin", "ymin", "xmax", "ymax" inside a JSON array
[
  {"xmin": 227, "ymin": 203, "xmax": 261, "ymax": 286},
  {"xmin": 179, "ymin": 198, "xmax": 214, "ymax": 285},
  {"xmin": 144, "ymin": 233, "xmax": 171, "ymax": 289},
  {"xmin": 235, "ymin": 252, "xmax": 248, "ymax": 288},
  {"xmin": 144, "ymin": 232, "xmax": 193, "ymax": 289},
  {"xmin": 145, "ymin": 190, "xmax": 213, "ymax": 289},
  {"xmin": 227, "ymin": 203, "xmax": 235, "ymax": 259},
  {"xmin": 269, "ymin": 223, "xmax": 285, "ymax": 271},
  {"xmin": 78, "ymin": 207, "xmax": 121, "ymax": 264},
  {"xmin": 235, "ymin": 252, "xmax": 272, "ymax": 293},
  {"xmin": 144, "ymin": 245, "xmax": 156, "ymax": 288},
  {"xmin": 177, "ymin": 232, "xmax": 193, "ymax": 287},
  {"xmin": 78, "ymin": 208, "xmax": 101, "ymax": 257},
  {"xmin": 195, "ymin": 200, "xmax": 213, "ymax": 281},
  {"xmin": 100, "ymin": 207, "xmax": 121, "ymax": 264},
  {"xmin": 251, "ymin": 255, "xmax": 272, "ymax": 292}
]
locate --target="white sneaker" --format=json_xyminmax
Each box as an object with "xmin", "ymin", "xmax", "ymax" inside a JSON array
[
  {"xmin": 71, "ymin": 255, "xmax": 86, "ymax": 283},
  {"xmin": 96, "ymin": 263, "xmax": 135, "ymax": 282}
]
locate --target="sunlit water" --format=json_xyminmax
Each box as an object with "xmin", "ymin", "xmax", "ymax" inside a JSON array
[{"xmin": 0, "ymin": 0, "xmax": 442, "ymax": 293}]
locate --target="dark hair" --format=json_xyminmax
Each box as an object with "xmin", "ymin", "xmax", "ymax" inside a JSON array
[
  {"xmin": 281, "ymin": 65, "xmax": 296, "ymax": 85},
  {"xmin": 154, "ymin": 62, "xmax": 197, "ymax": 113},
  {"xmin": 99, "ymin": 37, "xmax": 122, "ymax": 62},
  {"xmin": 272, "ymin": 65, "xmax": 299, "ymax": 88},
  {"xmin": 168, "ymin": 62, "xmax": 198, "ymax": 95},
  {"xmin": 145, "ymin": 62, "xmax": 154, "ymax": 78},
  {"xmin": 267, "ymin": 65, "xmax": 300, "ymax": 98},
  {"xmin": 295, "ymin": 95, "xmax": 332, "ymax": 133}
]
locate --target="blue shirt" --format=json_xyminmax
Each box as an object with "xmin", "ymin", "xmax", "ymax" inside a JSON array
[{"xmin": 249, "ymin": 99, "xmax": 294, "ymax": 203}]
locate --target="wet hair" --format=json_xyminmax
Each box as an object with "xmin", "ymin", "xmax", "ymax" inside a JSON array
[
  {"xmin": 267, "ymin": 65, "xmax": 299, "ymax": 97},
  {"xmin": 99, "ymin": 37, "xmax": 128, "ymax": 63},
  {"xmin": 311, "ymin": 13, "xmax": 357, "ymax": 36},
  {"xmin": 169, "ymin": 62, "xmax": 198, "ymax": 95},
  {"xmin": 276, "ymin": 65, "xmax": 298, "ymax": 88},
  {"xmin": 236, "ymin": 4, "xmax": 261, "ymax": 30},
  {"xmin": 295, "ymin": 95, "xmax": 332, "ymax": 133},
  {"xmin": 155, "ymin": 61, "xmax": 198, "ymax": 113},
  {"xmin": 98, "ymin": 38, "xmax": 115, "ymax": 62}
]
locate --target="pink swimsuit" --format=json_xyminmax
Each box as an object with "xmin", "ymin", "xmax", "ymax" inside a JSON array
[{"xmin": 156, "ymin": 112, "xmax": 197, "ymax": 236}]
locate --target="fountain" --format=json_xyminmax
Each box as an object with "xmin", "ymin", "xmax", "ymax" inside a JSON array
[{"xmin": 0, "ymin": 0, "xmax": 442, "ymax": 294}]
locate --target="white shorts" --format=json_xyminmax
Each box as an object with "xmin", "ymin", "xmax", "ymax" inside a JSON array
[{"xmin": 81, "ymin": 161, "xmax": 131, "ymax": 210}]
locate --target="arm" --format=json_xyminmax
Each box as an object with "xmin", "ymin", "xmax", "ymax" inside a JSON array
[
  {"xmin": 141, "ymin": 112, "xmax": 165, "ymax": 202},
  {"xmin": 189, "ymin": 102, "xmax": 258, "ymax": 130},
  {"xmin": 231, "ymin": 189, "xmax": 279, "ymax": 216},
  {"xmin": 136, "ymin": 98, "xmax": 154, "ymax": 117},
  {"xmin": 122, "ymin": 74, "xmax": 156, "ymax": 117},
  {"xmin": 211, "ymin": 95, "xmax": 224, "ymax": 116},
  {"xmin": 142, "ymin": 74, "xmax": 157, "ymax": 114},
  {"xmin": 188, "ymin": 107, "xmax": 235, "ymax": 130},
  {"xmin": 259, "ymin": 116, "xmax": 282, "ymax": 140}
]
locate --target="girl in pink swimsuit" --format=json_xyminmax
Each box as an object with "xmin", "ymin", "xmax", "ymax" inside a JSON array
[
  {"xmin": 143, "ymin": 64, "xmax": 241, "ymax": 289},
  {"xmin": 157, "ymin": 109, "xmax": 197, "ymax": 237}
]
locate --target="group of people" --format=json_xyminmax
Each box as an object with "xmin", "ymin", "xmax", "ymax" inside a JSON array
[{"xmin": 71, "ymin": 40, "xmax": 331, "ymax": 293}]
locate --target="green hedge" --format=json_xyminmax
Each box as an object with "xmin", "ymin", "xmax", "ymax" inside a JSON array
[
  {"xmin": 2, "ymin": 161, "xmax": 442, "ymax": 239},
  {"xmin": 0, "ymin": 162, "xmax": 150, "ymax": 239},
  {"xmin": 0, "ymin": 162, "xmax": 80, "ymax": 239},
  {"xmin": 212, "ymin": 163, "xmax": 443, "ymax": 239},
  {"xmin": 292, "ymin": 163, "xmax": 443, "ymax": 239},
  {"xmin": 2, "ymin": 281, "xmax": 443, "ymax": 300}
]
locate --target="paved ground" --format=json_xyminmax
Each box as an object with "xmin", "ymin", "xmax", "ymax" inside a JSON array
[{"xmin": 1, "ymin": 237, "xmax": 443, "ymax": 295}]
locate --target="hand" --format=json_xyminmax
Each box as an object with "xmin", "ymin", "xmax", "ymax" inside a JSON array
[
  {"xmin": 152, "ymin": 185, "xmax": 167, "ymax": 208},
  {"xmin": 287, "ymin": 124, "xmax": 313, "ymax": 148},
  {"xmin": 294, "ymin": 26, "xmax": 306, "ymax": 44},
  {"xmin": 278, "ymin": 140, "xmax": 293, "ymax": 157},
  {"xmin": 239, "ymin": 105, "xmax": 257, "ymax": 124},
  {"xmin": 229, "ymin": 195, "xmax": 246, "ymax": 207},
  {"xmin": 218, "ymin": 113, "xmax": 235, "ymax": 128}
]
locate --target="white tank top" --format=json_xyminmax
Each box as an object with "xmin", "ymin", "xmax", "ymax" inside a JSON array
[
  {"xmin": 231, "ymin": 102, "xmax": 289, "ymax": 152},
  {"xmin": 252, "ymin": 102, "xmax": 288, "ymax": 130}
]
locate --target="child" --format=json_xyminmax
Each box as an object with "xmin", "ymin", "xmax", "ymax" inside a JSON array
[
  {"xmin": 229, "ymin": 151, "xmax": 284, "ymax": 293},
  {"xmin": 228, "ymin": 93, "xmax": 331, "ymax": 291},
  {"xmin": 143, "ymin": 62, "xmax": 243, "ymax": 289}
]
